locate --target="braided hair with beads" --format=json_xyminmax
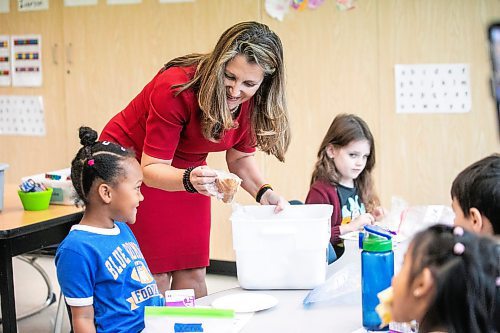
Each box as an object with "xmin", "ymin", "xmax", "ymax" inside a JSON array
[
  {"xmin": 70, "ymin": 126, "xmax": 136, "ymax": 206},
  {"xmin": 406, "ymin": 225, "xmax": 499, "ymax": 333}
]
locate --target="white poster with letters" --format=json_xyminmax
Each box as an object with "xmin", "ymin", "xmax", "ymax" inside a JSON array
[
  {"xmin": 0, "ymin": 96, "xmax": 45, "ymax": 136},
  {"xmin": 395, "ymin": 64, "xmax": 471, "ymax": 114}
]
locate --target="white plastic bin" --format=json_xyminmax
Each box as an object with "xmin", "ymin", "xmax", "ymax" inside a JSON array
[
  {"xmin": 21, "ymin": 168, "xmax": 75, "ymax": 205},
  {"xmin": 231, "ymin": 204, "xmax": 333, "ymax": 289},
  {"xmin": 0, "ymin": 163, "xmax": 8, "ymax": 211}
]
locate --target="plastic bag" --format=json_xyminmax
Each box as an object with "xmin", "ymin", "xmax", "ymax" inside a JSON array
[
  {"xmin": 376, "ymin": 197, "xmax": 455, "ymax": 240},
  {"xmin": 397, "ymin": 204, "xmax": 454, "ymax": 240},
  {"xmin": 303, "ymin": 262, "xmax": 361, "ymax": 306},
  {"xmin": 206, "ymin": 170, "xmax": 242, "ymax": 203}
]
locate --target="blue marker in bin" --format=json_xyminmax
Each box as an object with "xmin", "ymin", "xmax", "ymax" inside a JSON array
[{"xmin": 19, "ymin": 179, "xmax": 46, "ymax": 192}]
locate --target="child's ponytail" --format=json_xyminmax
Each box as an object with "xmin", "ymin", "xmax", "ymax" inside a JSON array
[
  {"xmin": 70, "ymin": 126, "xmax": 135, "ymax": 206},
  {"xmin": 409, "ymin": 225, "xmax": 499, "ymax": 333}
]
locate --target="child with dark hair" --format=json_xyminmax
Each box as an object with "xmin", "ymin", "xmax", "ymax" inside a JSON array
[
  {"xmin": 450, "ymin": 153, "xmax": 500, "ymax": 333},
  {"xmin": 55, "ymin": 127, "xmax": 164, "ymax": 333},
  {"xmin": 306, "ymin": 114, "xmax": 384, "ymax": 262},
  {"xmin": 391, "ymin": 225, "xmax": 499, "ymax": 333},
  {"xmin": 451, "ymin": 153, "xmax": 500, "ymax": 235}
]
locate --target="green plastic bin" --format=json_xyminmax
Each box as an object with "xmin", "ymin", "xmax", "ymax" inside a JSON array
[{"xmin": 18, "ymin": 188, "xmax": 53, "ymax": 211}]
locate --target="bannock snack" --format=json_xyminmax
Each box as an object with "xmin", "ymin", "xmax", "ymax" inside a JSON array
[
  {"xmin": 375, "ymin": 286, "xmax": 393, "ymax": 328},
  {"xmin": 206, "ymin": 170, "xmax": 242, "ymax": 203},
  {"xmin": 216, "ymin": 177, "xmax": 240, "ymax": 203}
]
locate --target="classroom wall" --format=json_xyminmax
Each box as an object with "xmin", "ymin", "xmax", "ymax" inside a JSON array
[{"xmin": 1, "ymin": 0, "xmax": 499, "ymax": 261}]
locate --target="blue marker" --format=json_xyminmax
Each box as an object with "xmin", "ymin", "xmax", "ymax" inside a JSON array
[{"xmin": 174, "ymin": 323, "xmax": 204, "ymax": 332}]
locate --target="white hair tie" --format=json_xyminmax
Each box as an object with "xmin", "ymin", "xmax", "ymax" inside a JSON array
[
  {"xmin": 453, "ymin": 242, "xmax": 465, "ymax": 255},
  {"xmin": 453, "ymin": 226, "xmax": 464, "ymax": 236}
]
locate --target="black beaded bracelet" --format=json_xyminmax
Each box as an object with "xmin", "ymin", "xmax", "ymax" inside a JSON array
[
  {"xmin": 182, "ymin": 166, "xmax": 198, "ymax": 193},
  {"xmin": 256, "ymin": 184, "xmax": 273, "ymax": 203}
]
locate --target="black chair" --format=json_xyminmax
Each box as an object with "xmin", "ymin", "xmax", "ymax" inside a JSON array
[
  {"xmin": 0, "ymin": 245, "xmax": 64, "ymax": 332},
  {"xmin": 23, "ymin": 245, "xmax": 70, "ymax": 333}
]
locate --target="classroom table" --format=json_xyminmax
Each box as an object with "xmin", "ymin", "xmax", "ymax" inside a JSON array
[
  {"xmin": 197, "ymin": 240, "xmax": 367, "ymax": 333},
  {"xmin": 0, "ymin": 184, "xmax": 83, "ymax": 333}
]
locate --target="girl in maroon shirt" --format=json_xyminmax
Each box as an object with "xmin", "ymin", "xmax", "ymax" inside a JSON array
[{"xmin": 305, "ymin": 114, "xmax": 384, "ymax": 262}]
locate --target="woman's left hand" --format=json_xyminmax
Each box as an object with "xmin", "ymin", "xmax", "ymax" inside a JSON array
[{"xmin": 259, "ymin": 189, "xmax": 289, "ymax": 213}]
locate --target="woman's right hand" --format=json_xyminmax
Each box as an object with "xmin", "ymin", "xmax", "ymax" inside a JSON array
[{"xmin": 189, "ymin": 166, "xmax": 217, "ymax": 197}]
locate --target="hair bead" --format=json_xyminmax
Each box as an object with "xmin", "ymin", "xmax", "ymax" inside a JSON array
[
  {"xmin": 453, "ymin": 242, "xmax": 465, "ymax": 255},
  {"xmin": 453, "ymin": 226, "xmax": 464, "ymax": 236}
]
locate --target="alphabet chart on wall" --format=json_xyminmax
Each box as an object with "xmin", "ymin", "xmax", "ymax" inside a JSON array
[
  {"xmin": 0, "ymin": 95, "xmax": 46, "ymax": 136},
  {"xmin": 394, "ymin": 64, "xmax": 471, "ymax": 114}
]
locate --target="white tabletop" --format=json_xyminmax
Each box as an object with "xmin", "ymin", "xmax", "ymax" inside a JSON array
[{"xmin": 198, "ymin": 240, "xmax": 366, "ymax": 332}]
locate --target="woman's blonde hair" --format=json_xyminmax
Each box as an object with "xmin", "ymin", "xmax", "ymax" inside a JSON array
[
  {"xmin": 310, "ymin": 114, "xmax": 380, "ymax": 212},
  {"xmin": 163, "ymin": 21, "xmax": 290, "ymax": 161}
]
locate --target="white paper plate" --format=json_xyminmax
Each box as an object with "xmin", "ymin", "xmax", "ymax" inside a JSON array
[
  {"xmin": 339, "ymin": 231, "xmax": 360, "ymax": 241},
  {"xmin": 211, "ymin": 293, "xmax": 278, "ymax": 313},
  {"xmin": 340, "ymin": 230, "xmax": 407, "ymax": 243}
]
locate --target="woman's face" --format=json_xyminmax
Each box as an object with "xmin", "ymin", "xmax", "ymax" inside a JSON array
[{"xmin": 224, "ymin": 54, "xmax": 265, "ymax": 111}]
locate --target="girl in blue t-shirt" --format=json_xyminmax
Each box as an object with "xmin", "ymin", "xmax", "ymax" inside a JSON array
[{"xmin": 56, "ymin": 126, "xmax": 164, "ymax": 333}]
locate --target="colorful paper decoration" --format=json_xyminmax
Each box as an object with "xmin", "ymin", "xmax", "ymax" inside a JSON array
[
  {"xmin": 265, "ymin": 0, "xmax": 354, "ymax": 21},
  {"xmin": 336, "ymin": 0, "xmax": 356, "ymax": 11}
]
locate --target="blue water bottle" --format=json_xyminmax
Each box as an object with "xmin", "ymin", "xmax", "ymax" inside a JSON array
[{"xmin": 361, "ymin": 225, "xmax": 394, "ymax": 331}]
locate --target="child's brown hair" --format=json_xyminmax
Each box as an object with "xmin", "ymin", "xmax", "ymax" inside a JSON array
[{"xmin": 310, "ymin": 113, "xmax": 379, "ymax": 212}]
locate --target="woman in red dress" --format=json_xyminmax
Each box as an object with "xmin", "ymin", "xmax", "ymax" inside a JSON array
[{"xmin": 100, "ymin": 21, "xmax": 291, "ymax": 298}]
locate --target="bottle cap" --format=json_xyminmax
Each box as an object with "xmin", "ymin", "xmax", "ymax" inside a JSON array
[{"xmin": 362, "ymin": 234, "xmax": 392, "ymax": 252}]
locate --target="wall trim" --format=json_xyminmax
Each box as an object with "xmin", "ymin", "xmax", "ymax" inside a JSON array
[{"xmin": 207, "ymin": 260, "xmax": 236, "ymax": 276}]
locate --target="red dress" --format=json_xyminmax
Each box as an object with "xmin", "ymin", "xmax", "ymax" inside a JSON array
[{"xmin": 100, "ymin": 66, "xmax": 256, "ymax": 273}]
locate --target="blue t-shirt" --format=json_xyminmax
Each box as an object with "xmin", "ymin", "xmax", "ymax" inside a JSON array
[{"xmin": 55, "ymin": 222, "xmax": 164, "ymax": 333}]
